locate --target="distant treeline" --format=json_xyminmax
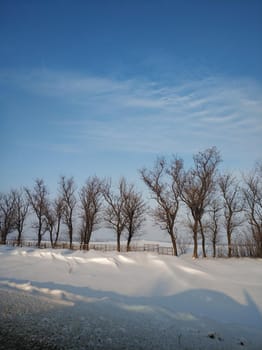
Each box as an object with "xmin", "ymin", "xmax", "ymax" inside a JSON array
[{"xmin": 1, "ymin": 147, "xmax": 261, "ymax": 258}]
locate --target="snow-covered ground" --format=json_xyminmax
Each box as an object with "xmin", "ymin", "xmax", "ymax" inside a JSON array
[{"xmin": 0, "ymin": 245, "xmax": 261, "ymax": 349}]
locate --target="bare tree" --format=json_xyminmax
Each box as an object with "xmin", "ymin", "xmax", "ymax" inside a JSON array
[
  {"xmin": 79, "ymin": 176, "xmax": 104, "ymax": 250},
  {"xmin": 242, "ymin": 162, "xmax": 262, "ymax": 257},
  {"xmin": 0, "ymin": 191, "xmax": 16, "ymax": 244},
  {"xmin": 219, "ymin": 173, "xmax": 244, "ymax": 257},
  {"xmin": 53, "ymin": 196, "xmax": 64, "ymax": 246},
  {"xmin": 206, "ymin": 199, "xmax": 222, "ymax": 258},
  {"xmin": 25, "ymin": 179, "xmax": 49, "ymax": 247},
  {"xmin": 103, "ymin": 178, "xmax": 126, "ymax": 252},
  {"xmin": 179, "ymin": 147, "xmax": 221, "ymax": 258},
  {"xmin": 43, "ymin": 195, "xmax": 64, "ymax": 248},
  {"xmin": 43, "ymin": 201, "xmax": 56, "ymax": 248},
  {"xmin": 12, "ymin": 189, "xmax": 29, "ymax": 246},
  {"xmin": 122, "ymin": 182, "xmax": 146, "ymax": 251},
  {"xmin": 59, "ymin": 176, "xmax": 77, "ymax": 249},
  {"xmin": 140, "ymin": 157, "xmax": 183, "ymax": 256}
]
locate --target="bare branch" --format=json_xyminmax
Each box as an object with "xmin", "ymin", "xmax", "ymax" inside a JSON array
[
  {"xmin": 122, "ymin": 182, "xmax": 147, "ymax": 250},
  {"xmin": 12, "ymin": 189, "xmax": 29, "ymax": 245},
  {"xmin": 0, "ymin": 191, "xmax": 16, "ymax": 243},
  {"xmin": 59, "ymin": 176, "xmax": 77, "ymax": 249},
  {"xmin": 219, "ymin": 172, "xmax": 244, "ymax": 257},
  {"xmin": 25, "ymin": 179, "xmax": 49, "ymax": 247},
  {"xmin": 102, "ymin": 178, "xmax": 127, "ymax": 252},
  {"xmin": 79, "ymin": 176, "xmax": 104, "ymax": 249},
  {"xmin": 140, "ymin": 157, "xmax": 183, "ymax": 256},
  {"xmin": 180, "ymin": 147, "xmax": 221, "ymax": 258},
  {"xmin": 242, "ymin": 162, "xmax": 262, "ymax": 256}
]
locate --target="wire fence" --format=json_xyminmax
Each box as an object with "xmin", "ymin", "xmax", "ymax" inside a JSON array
[
  {"xmin": 0, "ymin": 239, "xmax": 259, "ymax": 257},
  {"xmin": 1, "ymin": 240, "xmax": 176, "ymax": 256}
]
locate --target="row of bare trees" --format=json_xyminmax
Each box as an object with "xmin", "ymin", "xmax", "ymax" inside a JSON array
[
  {"xmin": 1, "ymin": 147, "xmax": 261, "ymax": 257},
  {"xmin": 141, "ymin": 147, "xmax": 262, "ymax": 258},
  {"xmin": 0, "ymin": 189, "xmax": 29, "ymax": 246},
  {"xmin": 0, "ymin": 176, "xmax": 146, "ymax": 252},
  {"xmin": 140, "ymin": 147, "xmax": 221, "ymax": 258}
]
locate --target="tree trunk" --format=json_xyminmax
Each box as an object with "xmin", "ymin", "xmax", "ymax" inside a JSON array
[
  {"xmin": 169, "ymin": 232, "xmax": 178, "ymax": 256},
  {"xmin": 54, "ymin": 217, "xmax": 61, "ymax": 247},
  {"xmin": 259, "ymin": 239, "xmax": 262, "ymax": 258},
  {"xmin": 82, "ymin": 242, "xmax": 89, "ymax": 250},
  {"xmin": 192, "ymin": 219, "xmax": 198, "ymax": 258},
  {"xmin": 199, "ymin": 219, "xmax": 206, "ymax": 258},
  {"xmin": 50, "ymin": 230, "xmax": 54, "ymax": 248},
  {"xmin": 69, "ymin": 224, "xmax": 73, "ymax": 249},
  {"xmin": 37, "ymin": 233, "xmax": 41, "ymax": 248},
  {"xmin": 227, "ymin": 234, "xmax": 232, "ymax": 258},
  {"xmin": 117, "ymin": 232, "xmax": 121, "ymax": 252},
  {"xmin": 212, "ymin": 239, "xmax": 216, "ymax": 258},
  {"xmin": 82, "ymin": 229, "xmax": 88, "ymax": 250},
  {"xmin": 84, "ymin": 230, "xmax": 92, "ymax": 251},
  {"xmin": 0, "ymin": 231, "xmax": 7, "ymax": 244},
  {"xmin": 226, "ymin": 216, "xmax": 232, "ymax": 257},
  {"xmin": 127, "ymin": 234, "xmax": 132, "ymax": 252},
  {"xmin": 17, "ymin": 230, "xmax": 22, "ymax": 246},
  {"xmin": 37, "ymin": 221, "xmax": 42, "ymax": 248}
]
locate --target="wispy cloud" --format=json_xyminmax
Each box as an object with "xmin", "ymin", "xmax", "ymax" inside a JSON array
[{"xmin": 1, "ymin": 69, "xmax": 262, "ymax": 165}]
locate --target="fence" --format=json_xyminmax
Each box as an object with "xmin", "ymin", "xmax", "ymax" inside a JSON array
[
  {"xmin": 1, "ymin": 240, "xmax": 176, "ymax": 256},
  {"xmin": 1, "ymin": 239, "xmax": 259, "ymax": 257}
]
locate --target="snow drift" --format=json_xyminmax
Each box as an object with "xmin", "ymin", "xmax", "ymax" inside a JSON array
[{"xmin": 0, "ymin": 246, "xmax": 261, "ymax": 349}]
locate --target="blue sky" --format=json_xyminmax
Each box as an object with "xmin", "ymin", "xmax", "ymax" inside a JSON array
[{"xmin": 0, "ymin": 0, "xmax": 262, "ymax": 193}]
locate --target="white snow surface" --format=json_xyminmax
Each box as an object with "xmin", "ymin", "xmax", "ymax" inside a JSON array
[{"xmin": 0, "ymin": 245, "xmax": 262, "ymax": 349}]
